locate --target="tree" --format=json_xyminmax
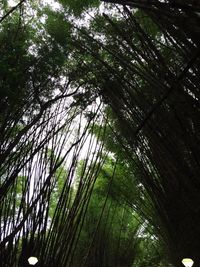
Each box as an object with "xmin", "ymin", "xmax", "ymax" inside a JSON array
[
  {"xmin": 73, "ymin": 2, "xmax": 200, "ymax": 265},
  {"xmin": 0, "ymin": 2, "xmax": 103, "ymax": 266},
  {"xmin": 1, "ymin": 1, "xmax": 200, "ymax": 266}
]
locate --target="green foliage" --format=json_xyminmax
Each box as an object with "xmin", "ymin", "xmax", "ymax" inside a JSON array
[
  {"xmin": 49, "ymin": 165, "xmax": 68, "ymax": 218},
  {"xmin": 0, "ymin": 17, "xmax": 34, "ymax": 112},
  {"xmin": 73, "ymin": 153, "xmax": 167, "ymax": 267},
  {"xmin": 1, "ymin": 175, "xmax": 26, "ymax": 217},
  {"xmin": 45, "ymin": 9, "xmax": 72, "ymax": 46},
  {"xmin": 74, "ymin": 159, "xmax": 141, "ymax": 266},
  {"xmin": 58, "ymin": 0, "xmax": 100, "ymax": 16},
  {"xmin": 1, "ymin": 1, "xmax": 199, "ymax": 266}
]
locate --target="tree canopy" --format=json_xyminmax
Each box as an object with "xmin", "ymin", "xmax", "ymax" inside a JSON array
[{"xmin": 0, "ymin": 1, "xmax": 200, "ymax": 267}]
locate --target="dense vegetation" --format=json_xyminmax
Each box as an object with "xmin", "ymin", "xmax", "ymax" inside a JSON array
[{"xmin": 0, "ymin": 1, "xmax": 200, "ymax": 266}]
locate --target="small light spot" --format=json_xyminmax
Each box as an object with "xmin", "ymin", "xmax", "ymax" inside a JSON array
[
  {"xmin": 28, "ymin": 257, "xmax": 38, "ymax": 265},
  {"xmin": 182, "ymin": 258, "xmax": 194, "ymax": 267}
]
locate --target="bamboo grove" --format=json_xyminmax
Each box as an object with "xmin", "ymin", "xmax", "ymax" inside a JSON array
[{"xmin": 0, "ymin": 1, "xmax": 200, "ymax": 267}]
